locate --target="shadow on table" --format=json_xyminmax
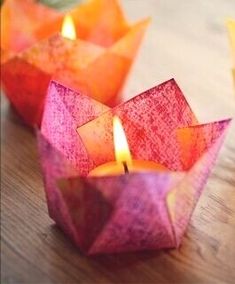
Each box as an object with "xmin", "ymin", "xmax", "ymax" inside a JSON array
[
  {"xmin": 50, "ymin": 224, "xmax": 165, "ymax": 267},
  {"xmin": 48, "ymin": 224, "xmax": 193, "ymax": 283}
]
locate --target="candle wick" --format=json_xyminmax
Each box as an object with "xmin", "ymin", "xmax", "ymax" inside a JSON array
[{"xmin": 122, "ymin": 161, "xmax": 129, "ymax": 174}]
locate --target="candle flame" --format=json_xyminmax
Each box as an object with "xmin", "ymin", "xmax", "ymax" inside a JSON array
[
  {"xmin": 113, "ymin": 116, "xmax": 132, "ymax": 166},
  {"xmin": 61, "ymin": 14, "xmax": 76, "ymax": 40}
]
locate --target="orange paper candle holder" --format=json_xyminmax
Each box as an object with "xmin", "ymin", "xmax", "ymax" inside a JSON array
[
  {"xmin": 0, "ymin": 0, "xmax": 62, "ymax": 62},
  {"xmin": 227, "ymin": 19, "xmax": 235, "ymax": 85},
  {"xmin": 1, "ymin": 0, "xmax": 150, "ymax": 127},
  {"xmin": 37, "ymin": 79, "xmax": 231, "ymax": 254}
]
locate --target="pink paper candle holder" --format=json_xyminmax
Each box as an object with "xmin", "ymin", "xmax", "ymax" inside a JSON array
[{"xmin": 37, "ymin": 79, "xmax": 231, "ymax": 255}]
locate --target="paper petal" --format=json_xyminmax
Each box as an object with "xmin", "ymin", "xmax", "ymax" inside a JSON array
[
  {"xmin": 77, "ymin": 79, "xmax": 198, "ymax": 172},
  {"xmin": 37, "ymin": 131, "xmax": 82, "ymax": 246},
  {"xmin": 1, "ymin": 58, "xmax": 51, "ymax": 126},
  {"xmin": 41, "ymin": 80, "xmax": 109, "ymax": 175},
  {"xmin": 167, "ymin": 119, "xmax": 232, "ymax": 245},
  {"xmin": 58, "ymin": 172, "xmax": 184, "ymax": 254},
  {"xmin": 111, "ymin": 18, "xmax": 151, "ymax": 60},
  {"xmin": 0, "ymin": 0, "xmax": 61, "ymax": 55},
  {"xmin": 71, "ymin": 0, "xmax": 129, "ymax": 47}
]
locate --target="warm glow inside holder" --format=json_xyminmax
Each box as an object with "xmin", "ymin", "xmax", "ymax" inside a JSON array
[
  {"xmin": 37, "ymin": 79, "xmax": 231, "ymax": 255},
  {"xmin": 1, "ymin": 0, "xmax": 150, "ymax": 127}
]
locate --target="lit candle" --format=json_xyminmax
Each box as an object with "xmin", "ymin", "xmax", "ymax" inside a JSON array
[
  {"xmin": 2, "ymin": 2, "xmax": 150, "ymax": 127},
  {"xmin": 61, "ymin": 14, "xmax": 77, "ymax": 40},
  {"xmin": 89, "ymin": 116, "xmax": 168, "ymax": 176}
]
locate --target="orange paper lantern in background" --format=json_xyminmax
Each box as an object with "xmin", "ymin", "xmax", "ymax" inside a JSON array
[
  {"xmin": 1, "ymin": 0, "xmax": 150, "ymax": 127},
  {"xmin": 0, "ymin": 0, "xmax": 62, "ymax": 62},
  {"xmin": 227, "ymin": 19, "xmax": 235, "ymax": 84}
]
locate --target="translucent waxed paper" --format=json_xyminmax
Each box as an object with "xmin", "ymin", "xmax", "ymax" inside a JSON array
[
  {"xmin": 38, "ymin": 79, "xmax": 231, "ymax": 254},
  {"xmin": 1, "ymin": 0, "xmax": 149, "ymax": 126}
]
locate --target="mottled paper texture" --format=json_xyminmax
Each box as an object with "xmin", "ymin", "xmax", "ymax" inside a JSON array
[
  {"xmin": 1, "ymin": 0, "xmax": 150, "ymax": 126},
  {"xmin": 0, "ymin": 0, "xmax": 61, "ymax": 61},
  {"xmin": 37, "ymin": 79, "xmax": 231, "ymax": 254}
]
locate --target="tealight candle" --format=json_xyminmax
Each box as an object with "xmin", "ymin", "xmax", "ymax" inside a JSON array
[{"xmin": 89, "ymin": 116, "xmax": 168, "ymax": 176}]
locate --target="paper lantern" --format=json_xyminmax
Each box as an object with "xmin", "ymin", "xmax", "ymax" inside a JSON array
[
  {"xmin": 1, "ymin": 0, "xmax": 150, "ymax": 126},
  {"xmin": 37, "ymin": 79, "xmax": 231, "ymax": 254}
]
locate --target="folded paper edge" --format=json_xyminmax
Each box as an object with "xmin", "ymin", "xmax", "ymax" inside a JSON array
[{"xmin": 167, "ymin": 118, "xmax": 232, "ymax": 246}]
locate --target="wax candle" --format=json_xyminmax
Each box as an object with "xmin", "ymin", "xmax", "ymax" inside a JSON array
[{"xmin": 89, "ymin": 116, "xmax": 168, "ymax": 176}]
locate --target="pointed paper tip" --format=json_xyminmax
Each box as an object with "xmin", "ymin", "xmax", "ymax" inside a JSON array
[
  {"xmin": 133, "ymin": 16, "xmax": 152, "ymax": 31},
  {"xmin": 141, "ymin": 16, "xmax": 152, "ymax": 26}
]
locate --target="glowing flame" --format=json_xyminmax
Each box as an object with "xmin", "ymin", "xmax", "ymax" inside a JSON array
[
  {"xmin": 61, "ymin": 14, "xmax": 76, "ymax": 40},
  {"xmin": 113, "ymin": 116, "xmax": 132, "ymax": 166}
]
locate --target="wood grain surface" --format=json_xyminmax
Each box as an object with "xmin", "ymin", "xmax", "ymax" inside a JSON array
[{"xmin": 1, "ymin": 0, "xmax": 235, "ymax": 283}]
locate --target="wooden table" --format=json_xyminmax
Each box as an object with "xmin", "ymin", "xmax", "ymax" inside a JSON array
[{"xmin": 1, "ymin": 0, "xmax": 235, "ymax": 283}]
